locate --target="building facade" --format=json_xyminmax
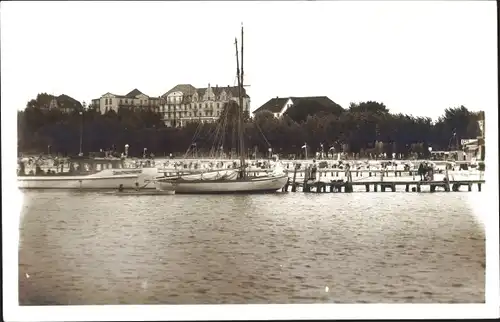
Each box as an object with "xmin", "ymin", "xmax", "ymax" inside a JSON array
[
  {"xmin": 159, "ymin": 83, "xmax": 251, "ymax": 127},
  {"xmin": 92, "ymin": 89, "xmax": 161, "ymax": 114}
]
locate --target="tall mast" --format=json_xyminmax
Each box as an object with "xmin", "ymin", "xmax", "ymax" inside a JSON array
[
  {"xmin": 241, "ymin": 23, "xmax": 244, "ymax": 94},
  {"xmin": 235, "ymin": 37, "xmax": 245, "ymax": 178},
  {"xmin": 238, "ymin": 24, "xmax": 246, "ymax": 177}
]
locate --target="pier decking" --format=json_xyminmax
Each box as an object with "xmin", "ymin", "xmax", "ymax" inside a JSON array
[
  {"xmin": 276, "ymin": 165, "xmax": 485, "ymax": 193},
  {"xmin": 281, "ymin": 179, "xmax": 484, "ymax": 193}
]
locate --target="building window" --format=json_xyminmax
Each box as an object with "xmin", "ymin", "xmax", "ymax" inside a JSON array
[
  {"xmin": 216, "ymin": 103, "xmax": 220, "ymax": 109},
  {"xmin": 105, "ymin": 98, "xmax": 108, "ymax": 105},
  {"xmin": 199, "ymin": 103, "xmax": 201, "ymax": 109},
  {"xmin": 210, "ymin": 102, "xmax": 213, "ymax": 108}
]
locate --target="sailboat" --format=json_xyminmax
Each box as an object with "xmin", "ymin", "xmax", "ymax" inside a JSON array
[{"xmin": 156, "ymin": 25, "xmax": 288, "ymax": 194}]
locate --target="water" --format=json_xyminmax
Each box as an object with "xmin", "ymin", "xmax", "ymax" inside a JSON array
[{"xmin": 18, "ymin": 191, "xmax": 485, "ymax": 304}]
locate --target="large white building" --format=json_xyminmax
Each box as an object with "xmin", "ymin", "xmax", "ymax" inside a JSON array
[
  {"xmin": 160, "ymin": 83, "xmax": 251, "ymax": 127},
  {"xmin": 91, "ymin": 89, "xmax": 161, "ymax": 114}
]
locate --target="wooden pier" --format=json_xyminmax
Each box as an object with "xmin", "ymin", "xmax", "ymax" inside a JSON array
[
  {"xmin": 278, "ymin": 164, "xmax": 484, "ymax": 193},
  {"xmin": 281, "ymin": 179, "xmax": 484, "ymax": 193}
]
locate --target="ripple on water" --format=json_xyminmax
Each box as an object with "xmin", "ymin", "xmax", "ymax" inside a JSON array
[{"xmin": 18, "ymin": 191, "xmax": 485, "ymax": 304}]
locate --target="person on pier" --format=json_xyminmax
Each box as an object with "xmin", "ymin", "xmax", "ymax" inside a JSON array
[
  {"xmin": 418, "ymin": 162, "xmax": 425, "ymax": 181},
  {"xmin": 310, "ymin": 159, "xmax": 318, "ymax": 181}
]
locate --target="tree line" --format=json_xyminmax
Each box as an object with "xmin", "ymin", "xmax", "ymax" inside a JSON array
[{"xmin": 18, "ymin": 93, "xmax": 484, "ymax": 159}]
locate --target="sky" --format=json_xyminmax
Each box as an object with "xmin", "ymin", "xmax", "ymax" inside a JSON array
[{"xmin": 1, "ymin": 1, "xmax": 497, "ymax": 121}]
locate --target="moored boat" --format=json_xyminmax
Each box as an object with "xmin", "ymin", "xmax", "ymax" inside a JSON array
[
  {"xmin": 17, "ymin": 156, "xmax": 158, "ymax": 190},
  {"xmin": 158, "ymin": 173, "xmax": 288, "ymax": 194},
  {"xmin": 155, "ymin": 25, "xmax": 288, "ymax": 194}
]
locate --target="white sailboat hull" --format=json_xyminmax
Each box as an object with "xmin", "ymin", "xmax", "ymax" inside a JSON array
[
  {"xmin": 158, "ymin": 174, "xmax": 288, "ymax": 194},
  {"xmin": 163, "ymin": 169, "xmax": 239, "ymax": 181},
  {"xmin": 17, "ymin": 168, "xmax": 159, "ymax": 190}
]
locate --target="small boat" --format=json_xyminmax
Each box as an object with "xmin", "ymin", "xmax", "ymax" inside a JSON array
[{"xmin": 17, "ymin": 156, "xmax": 159, "ymax": 190}]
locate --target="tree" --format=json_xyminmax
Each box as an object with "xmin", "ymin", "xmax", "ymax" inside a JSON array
[
  {"xmin": 348, "ymin": 101, "xmax": 389, "ymax": 114},
  {"xmin": 17, "ymin": 94, "xmax": 483, "ymax": 158}
]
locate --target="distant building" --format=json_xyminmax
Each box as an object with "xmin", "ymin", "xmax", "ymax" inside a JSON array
[
  {"xmin": 461, "ymin": 139, "xmax": 481, "ymax": 161},
  {"xmin": 92, "ymin": 89, "xmax": 161, "ymax": 114},
  {"xmin": 253, "ymin": 96, "xmax": 341, "ymax": 118},
  {"xmin": 160, "ymin": 83, "xmax": 251, "ymax": 127},
  {"xmin": 48, "ymin": 94, "xmax": 83, "ymax": 113}
]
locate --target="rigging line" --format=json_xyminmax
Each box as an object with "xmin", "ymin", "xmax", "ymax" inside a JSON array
[
  {"xmin": 216, "ymin": 108, "xmax": 228, "ymax": 158},
  {"xmin": 211, "ymin": 104, "xmax": 229, "ymax": 158},
  {"xmin": 221, "ymin": 104, "xmax": 232, "ymax": 157},
  {"xmin": 214, "ymin": 107, "xmax": 230, "ymax": 150},
  {"xmin": 203, "ymin": 120, "xmax": 216, "ymax": 142},
  {"xmin": 208, "ymin": 121, "xmax": 220, "ymax": 158},
  {"xmin": 207, "ymin": 122, "xmax": 224, "ymax": 158},
  {"xmin": 205, "ymin": 126, "xmax": 218, "ymax": 150},
  {"xmin": 183, "ymin": 121, "xmax": 204, "ymax": 158},
  {"xmin": 254, "ymin": 120, "xmax": 272, "ymax": 147}
]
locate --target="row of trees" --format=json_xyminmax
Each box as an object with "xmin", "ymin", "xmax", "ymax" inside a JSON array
[{"xmin": 18, "ymin": 94, "xmax": 484, "ymax": 159}]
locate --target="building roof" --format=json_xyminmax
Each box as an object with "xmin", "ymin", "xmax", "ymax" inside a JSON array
[
  {"xmin": 163, "ymin": 84, "xmax": 249, "ymax": 99},
  {"xmin": 290, "ymin": 96, "xmax": 336, "ymax": 107},
  {"xmin": 253, "ymin": 97, "xmax": 290, "ymax": 114},
  {"xmin": 95, "ymin": 89, "xmax": 157, "ymax": 100},
  {"xmin": 197, "ymin": 85, "xmax": 249, "ymax": 99},
  {"xmin": 163, "ymin": 84, "xmax": 198, "ymax": 97},
  {"xmin": 125, "ymin": 88, "xmax": 144, "ymax": 98},
  {"xmin": 253, "ymin": 96, "xmax": 342, "ymax": 115},
  {"xmin": 56, "ymin": 94, "xmax": 83, "ymax": 110}
]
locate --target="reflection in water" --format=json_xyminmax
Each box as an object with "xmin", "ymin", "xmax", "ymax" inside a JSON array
[{"xmin": 19, "ymin": 191, "xmax": 485, "ymax": 304}]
